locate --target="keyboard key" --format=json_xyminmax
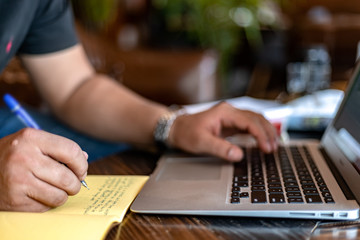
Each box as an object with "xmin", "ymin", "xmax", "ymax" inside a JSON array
[
  {"xmin": 234, "ymin": 162, "xmax": 248, "ymax": 176},
  {"xmin": 284, "ymin": 182, "xmax": 298, "ymax": 187},
  {"xmin": 231, "ymin": 198, "xmax": 240, "ymax": 204},
  {"xmin": 304, "ymin": 189, "xmax": 320, "ymax": 195},
  {"xmin": 314, "ymin": 175, "xmax": 323, "ymax": 180},
  {"xmin": 252, "ymin": 186, "xmax": 265, "ymax": 191},
  {"xmin": 299, "ymin": 175, "xmax": 313, "ymax": 181},
  {"xmin": 317, "ymin": 181, "xmax": 327, "ymax": 187},
  {"xmin": 269, "ymin": 188, "xmax": 283, "ymax": 193},
  {"xmin": 268, "ymin": 183, "xmax": 282, "ymax": 188},
  {"xmin": 282, "ymin": 172, "xmax": 295, "ymax": 178},
  {"xmin": 240, "ymin": 192, "xmax": 249, "ymax": 198},
  {"xmin": 252, "ymin": 181, "xmax": 265, "ymax": 186},
  {"xmin": 300, "ymin": 180, "xmax": 315, "ymax": 185},
  {"xmin": 284, "ymin": 177, "xmax": 297, "ymax": 183},
  {"xmin": 252, "ymin": 172, "xmax": 263, "ymax": 178},
  {"xmin": 231, "ymin": 192, "xmax": 240, "ymax": 197},
  {"xmin": 251, "ymin": 191, "xmax": 267, "ymax": 203},
  {"xmin": 322, "ymin": 192, "xmax": 332, "ymax": 198},
  {"xmin": 287, "ymin": 192, "xmax": 302, "ymax": 197},
  {"xmin": 285, "ymin": 187, "xmax": 300, "ymax": 192},
  {"xmin": 238, "ymin": 182, "xmax": 249, "ymax": 187},
  {"xmin": 319, "ymin": 187, "xmax": 329, "ymax": 192},
  {"xmin": 252, "ymin": 176, "xmax": 264, "ymax": 181},
  {"xmin": 234, "ymin": 175, "xmax": 248, "ymax": 181},
  {"xmin": 297, "ymin": 170, "xmax": 310, "ymax": 176},
  {"xmin": 305, "ymin": 195, "xmax": 323, "ymax": 203},
  {"xmin": 302, "ymin": 184, "xmax": 317, "ymax": 190},
  {"xmin": 288, "ymin": 197, "xmax": 304, "ymax": 203},
  {"xmin": 268, "ymin": 179, "xmax": 281, "ymax": 184},
  {"xmin": 268, "ymin": 173, "xmax": 280, "ymax": 178},
  {"xmin": 269, "ymin": 194, "xmax": 285, "ymax": 203},
  {"xmin": 324, "ymin": 197, "xmax": 335, "ymax": 203},
  {"xmin": 233, "ymin": 182, "xmax": 249, "ymax": 187}
]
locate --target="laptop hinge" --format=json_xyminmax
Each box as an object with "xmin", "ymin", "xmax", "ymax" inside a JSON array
[{"xmin": 320, "ymin": 147, "xmax": 356, "ymax": 200}]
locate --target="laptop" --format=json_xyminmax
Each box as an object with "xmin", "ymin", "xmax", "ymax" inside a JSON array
[{"xmin": 131, "ymin": 62, "xmax": 360, "ymax": 220}]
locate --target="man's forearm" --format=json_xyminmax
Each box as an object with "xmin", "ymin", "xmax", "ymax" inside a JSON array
[
  {"xmin": 56, "ymin": 73, "xmax": 168, "ymax": 146},
  {"xmin": 21, "ymin": 45, "xmax": 167, "ymax": 146}
]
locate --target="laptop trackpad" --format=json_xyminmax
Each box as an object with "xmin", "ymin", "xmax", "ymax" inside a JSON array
[{"xmin": 156, "ymin": 158, "xmax": 223, "ymax": 181}]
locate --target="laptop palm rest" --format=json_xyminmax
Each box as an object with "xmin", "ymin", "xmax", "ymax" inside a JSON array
[{"xmin": 156, "ymin": 158, "xmax": 223, "ymax": 181}]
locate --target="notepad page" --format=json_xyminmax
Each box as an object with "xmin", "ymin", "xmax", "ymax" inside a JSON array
[
  {"xmin": 47, "ymin": 175, "xmax": 148, "ymax": 216},
  {"xmin": 0, "ymin": 175, "xmax": 149, "ymax": 240}
]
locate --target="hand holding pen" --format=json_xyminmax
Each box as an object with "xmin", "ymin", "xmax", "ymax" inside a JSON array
[
  {"xmin": 0, "ymin": 94, "xmax": 89, "ymax": 212},
  {"xmin": 3, "ymin": 93, "xmax": 89, "ymax": 189}
]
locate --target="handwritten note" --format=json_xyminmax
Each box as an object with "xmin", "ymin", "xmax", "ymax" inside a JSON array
[
  {"xmin": 0, "ymin": 175, "xmax": 149, "ymax": 240},
  {"xmin": 84, "ymin": 177, "xmax": 139, "ymax": 215}
]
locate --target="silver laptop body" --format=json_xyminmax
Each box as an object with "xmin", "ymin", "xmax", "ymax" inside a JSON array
[{"xmin": 131, "ymin": 62, "xmax": 360, "ymax": 220}]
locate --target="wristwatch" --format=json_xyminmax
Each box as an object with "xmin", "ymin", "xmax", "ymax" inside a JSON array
[{"xmin": 153, "ymin": 108, "xmax": 187, "ymax": 148}]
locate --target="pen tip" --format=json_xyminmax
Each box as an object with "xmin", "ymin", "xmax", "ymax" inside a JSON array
[{"xmin": 81, "ymin": 180, "xmax": 90, "ymax": 190}]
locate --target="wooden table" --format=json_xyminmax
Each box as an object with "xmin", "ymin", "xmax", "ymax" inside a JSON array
[{"xmin": 88, "ymin": 149, "xmax": 360, "ymax": 240}]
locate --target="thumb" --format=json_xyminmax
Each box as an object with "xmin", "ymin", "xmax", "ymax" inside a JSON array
[{"xmin": 200, "ymin": 134, "xmax": 244, "ymax": 162}]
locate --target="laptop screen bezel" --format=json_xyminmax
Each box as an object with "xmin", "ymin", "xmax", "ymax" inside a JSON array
[{"xmin": 321, "ymin": 60, "xmax": 360, "ymax": 203}]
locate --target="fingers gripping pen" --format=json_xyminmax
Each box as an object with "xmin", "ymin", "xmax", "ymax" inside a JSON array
[{"xmin": 3, "ymin": 93, "xmax": 89, "ymax": 190}]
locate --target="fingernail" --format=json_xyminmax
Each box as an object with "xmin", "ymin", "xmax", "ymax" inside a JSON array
[
  {"xmin": 273, "ymin": 141, "xmax": 278, "ymax": 150},
  {"xmin": 228, "ymin": 148, "xmax": 234, "ymax": 158},
  {"xmin": 83, "ymin": 151, "xmax": 88, "ymax": 160},
  {"xmin": 266, "ymin": 143, "xmax": 272, "ymax": 152},
  {"xmin": 227, "ymin": 147, "xmax": 242, "ymax": 161}
]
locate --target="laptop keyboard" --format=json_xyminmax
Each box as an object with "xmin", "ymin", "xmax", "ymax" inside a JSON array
[{"xmin": 230, "ymin": 146, "xmax": 335, "ymax": 204}]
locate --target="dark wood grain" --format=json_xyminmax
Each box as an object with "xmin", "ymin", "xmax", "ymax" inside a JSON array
[
  {"xmin": 117, "ymin": 213, "xmax": 318, "ymax": 240},
  {"xmin": 88, "ymin": 149, "xmax": 158, "ymax": 176}
]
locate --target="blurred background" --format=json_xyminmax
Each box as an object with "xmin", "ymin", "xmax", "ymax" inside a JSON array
[{"xmin": 2, "ymin": 0, "xmax": 360, "ymax": 107}]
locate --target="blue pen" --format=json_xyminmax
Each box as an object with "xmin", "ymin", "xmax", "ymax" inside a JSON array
[
  {"xmin": 3, "ymin": 93, "xmax": 41, "ymax": 129},
  {"xmin": 3, "ymin": 93, "xmax": 89, "ymax": 190}
]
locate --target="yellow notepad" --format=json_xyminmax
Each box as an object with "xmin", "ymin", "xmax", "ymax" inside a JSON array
[{"xmin": 0, "ymin": 175, "xmax": 148, "ymax": 240}]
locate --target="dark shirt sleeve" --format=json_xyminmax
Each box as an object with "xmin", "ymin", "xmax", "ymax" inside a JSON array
[{"xmin": 19, "ymin": 0, "xmax": 78, "ymax": 54}]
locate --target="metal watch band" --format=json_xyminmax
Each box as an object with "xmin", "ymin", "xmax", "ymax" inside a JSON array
[{"xmin": 153, "ymin": 109, "xmax": 186, "ymax": 147}]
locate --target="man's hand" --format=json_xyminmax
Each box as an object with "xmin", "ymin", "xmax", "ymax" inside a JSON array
[
  {"xmin": 0, "ymin": 128, "xmax": 88, "ymax": 212},
  {"xmin": 169, "ymin": 102, "xmax": 278, "ymax": 162}
]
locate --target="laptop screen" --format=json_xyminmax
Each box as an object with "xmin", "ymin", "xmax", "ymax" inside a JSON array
[{"xmin": 331, "ymin": 65, "xmax": 360, "ymax": 173}]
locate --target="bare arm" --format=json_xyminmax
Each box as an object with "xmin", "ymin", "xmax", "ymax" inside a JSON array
[{"xmin": 20, "ymin": 44, "xmax": 168, "ymax": 146}]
